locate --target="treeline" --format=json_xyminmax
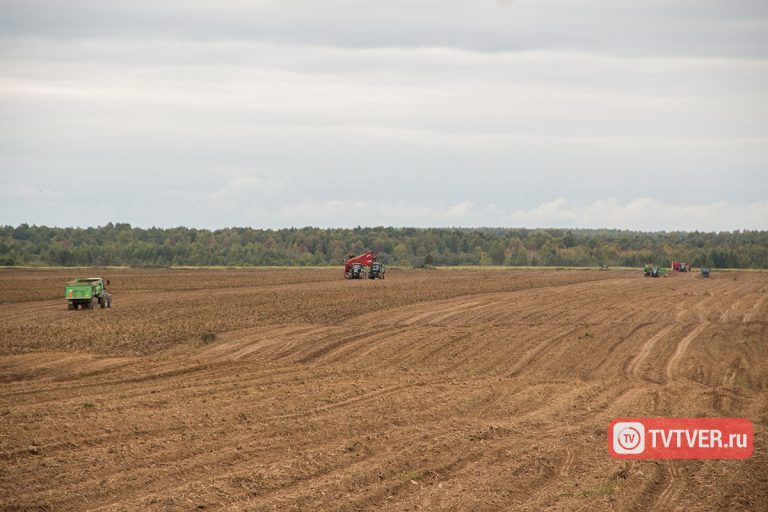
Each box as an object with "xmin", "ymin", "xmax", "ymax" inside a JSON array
[{"xmin": 1, "ymin": 223, "xmax": 767, "ymax": 268}]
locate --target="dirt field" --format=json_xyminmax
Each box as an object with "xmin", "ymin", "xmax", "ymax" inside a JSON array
[{"xmin": 1, "ymin": 267, "xmax": 766, "ymax": 511}]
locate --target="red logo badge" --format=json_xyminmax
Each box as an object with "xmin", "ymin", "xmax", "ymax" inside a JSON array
[{"xmin": 609, "ymin": 418, "xmax": 753, "ymax": 459}]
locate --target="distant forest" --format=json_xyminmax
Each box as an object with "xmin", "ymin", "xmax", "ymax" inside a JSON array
[{"xmin": 1, "ymin": 224, "xmax": 767, "ymax": 268}]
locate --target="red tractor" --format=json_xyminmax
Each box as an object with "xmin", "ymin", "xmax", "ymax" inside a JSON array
[
  {"xmin": 344, "ymin": 251, "xmax": 375, "ymax": 279},
  {"xmin": 672, "ymin": 261, "xmax": 691, "ymax": 272}
]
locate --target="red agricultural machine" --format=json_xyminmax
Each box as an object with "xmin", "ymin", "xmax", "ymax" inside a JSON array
[
  {"xmin": 672, "ymin": 261, "xmax": 691, "ymax": 272},
  {"xmin": 344, "ymin": 251, "xmax": 385, "ymax": 279}
]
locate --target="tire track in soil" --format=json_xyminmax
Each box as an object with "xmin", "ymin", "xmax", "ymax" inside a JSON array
[
  {"xmin": 296, "ymin": 327, "xmax": 402, "ymax": 364},
  {"xmin": 585, "ymin": 319, "xmax": 652, "ymax": 378},
  {"xmin": 719, "ymin": 297, "xmax": 744, "ymax": 322},
  {"xmin": 560, "ymin": 442, "xmax": 574, "ymax": 477},
  {"xmin": 664, "ymin": 323, "xmax": 707, "ymax": 382},
  {"xmin": 623, "ymin": 462, "xmax": 673, "ymax": 512},
  {"xmin": 505, "ymin": 326, "xmax": 581, "ymax": 377},
  {"xmin": 743, "ymin": 294, "xmax": 767, "ymax": 323},
  {"xmin": 399, "ymin": 299, "xmax": 487, "ymax": 325},
  {"xmin": 655, "ymin": 461, "xmax": 679, "ymax": 510},
  {"xmin": 626, "ymin": 326, "xmax": 673, "ymax": 378}
]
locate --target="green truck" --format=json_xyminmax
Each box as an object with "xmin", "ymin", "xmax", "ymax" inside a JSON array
[{"xmin": 65, "ymin": 277, "xmax": 112, "ymax": 310}]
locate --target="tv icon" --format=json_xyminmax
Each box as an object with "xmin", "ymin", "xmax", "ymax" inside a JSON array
[{"xmin": 613, "ymin": 422, "xmax": 645, "ymax": 454}]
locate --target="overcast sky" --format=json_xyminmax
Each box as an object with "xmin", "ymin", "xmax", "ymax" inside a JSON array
[{"xmin": 1, "ymin": 0, "xmax": 766, "ymax": 230}]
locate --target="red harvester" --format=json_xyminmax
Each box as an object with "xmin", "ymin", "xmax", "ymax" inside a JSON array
[{"xmin": 344, "ymin": 251, "xmax": 375, "ymax": 279}]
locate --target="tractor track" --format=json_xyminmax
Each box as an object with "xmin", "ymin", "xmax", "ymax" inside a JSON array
[
  {"xmin": 627, "ymin": 326, "xmax": 673, "ymax": 378},
  {"xmin": 664, "ymin": 322, "xmax": 708, "ymax": 382},
  {"xmin": 655, "ymin": 461, "xmax": 680, "ymax": 510}
]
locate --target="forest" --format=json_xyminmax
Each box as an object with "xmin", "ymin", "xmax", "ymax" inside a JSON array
[{"xmin": 1, "ymin": 224, "xmax": 767, "ymax": 268}]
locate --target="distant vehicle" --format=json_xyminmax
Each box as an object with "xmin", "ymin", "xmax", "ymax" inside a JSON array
[
  {"xmin": 344, "ymin": 251, "xmax": 376, "ymax": 279},
  {"xmin": 65, "ymin": 277, "xmax": 112, "ymax": 310},
  {"xmin": 644, "ymin": 264, "xmax": 667, "ymax": 278},
  {"xmin": 701, "ymin": 267, "xmax": 711, "ymax": 278},
  {"xmin": 672, "ymin": 261, "xmax": 691, "ymax": 272},
  {"xmin": 347, "ymin": 262, "xmax": 367, "ymax": 279},
  {"xmin": 368, "ymin": 261, "xmax": 386, "ymax": 279}
]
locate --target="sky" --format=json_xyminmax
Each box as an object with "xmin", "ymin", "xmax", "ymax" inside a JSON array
[{"xmin": 0, "ymin": 0, "xmax": 767, "ymax": 231}]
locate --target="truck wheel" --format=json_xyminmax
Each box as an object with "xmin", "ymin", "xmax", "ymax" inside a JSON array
[
  {"xmin": 90, "ymin": 298, "xmax": 98, "ymax": 310},
  {"xmin": 67, "ymin": 301, "xmax": 74, "ymax": 311},
  {"xmin": 107, "ymin": 297, "xmax": 112, "ymax": 308}
]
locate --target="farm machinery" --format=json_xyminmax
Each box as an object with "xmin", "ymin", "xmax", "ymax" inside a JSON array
[
  {"xmin": 368, "ymin": 261, "xmax": 385, "ymax": 279},
  {"xmin": 701, "ymin": 266, "xmax": 711, "ymax": 278},
  {"xmin": 644, "ymin": 264, "xmax": 668, "ymax": 278},
  {"xmin": 672, "ymin": 261, "xmax": 691, "ymax": 272},
  {"xmin": 347, "ymin": 262, "xmax": 367, "ymax": 279},
  {"xmin": 65, "ymin": 277, "xmax": 112, "ymax": 310},
  {"xmin": 344, "ymin": 251, "xmax": 385, "ymax": 279}
]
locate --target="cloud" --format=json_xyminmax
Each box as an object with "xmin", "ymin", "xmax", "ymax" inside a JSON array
[
  {"xmin": 0, "ymin": 3, "xmax": 766, "ymax": 230},
  {"xmin": 499, "ymin": 198, "xmax": 768, "ymax": 231},
  {"xmin": 269, "ymin": 198, "xmax": 767, "ymax": 231},
  {"xmin": 211, "ymin": 174, "xmax": 284, "ymax": 203},
  {"xmin": 2, "ymin": 1, "xmax": 767, "ymax": 58},
  {"xmin": 277, "ymin": 200, "xmax": 478, "ymax": 227}
]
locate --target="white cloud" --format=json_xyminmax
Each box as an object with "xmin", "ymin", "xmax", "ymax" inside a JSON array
[
  {"xmin": 266, "ymin": 198, "xmax": 768, "ymax": 231},
  {"xmin": 500, "ymin": 198, "xmax": 768, "ymax": 231},
  {"xmin": 276, "ymin": 200, "xmax": 479, "ymax": 227},
  {"xmin": 211, "ymin": 174, "xmax": 284, "ymax": 203}
]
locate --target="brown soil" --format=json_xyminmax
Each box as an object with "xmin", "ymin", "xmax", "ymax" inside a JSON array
[{"xmin": 1, "ymin": 268, "xmax": 766, "ymax": 511}]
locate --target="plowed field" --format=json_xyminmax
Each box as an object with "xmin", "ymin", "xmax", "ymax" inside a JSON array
[{"xmin": 1, "ymin": 268, "xmax": 766, "ymax": 511}]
